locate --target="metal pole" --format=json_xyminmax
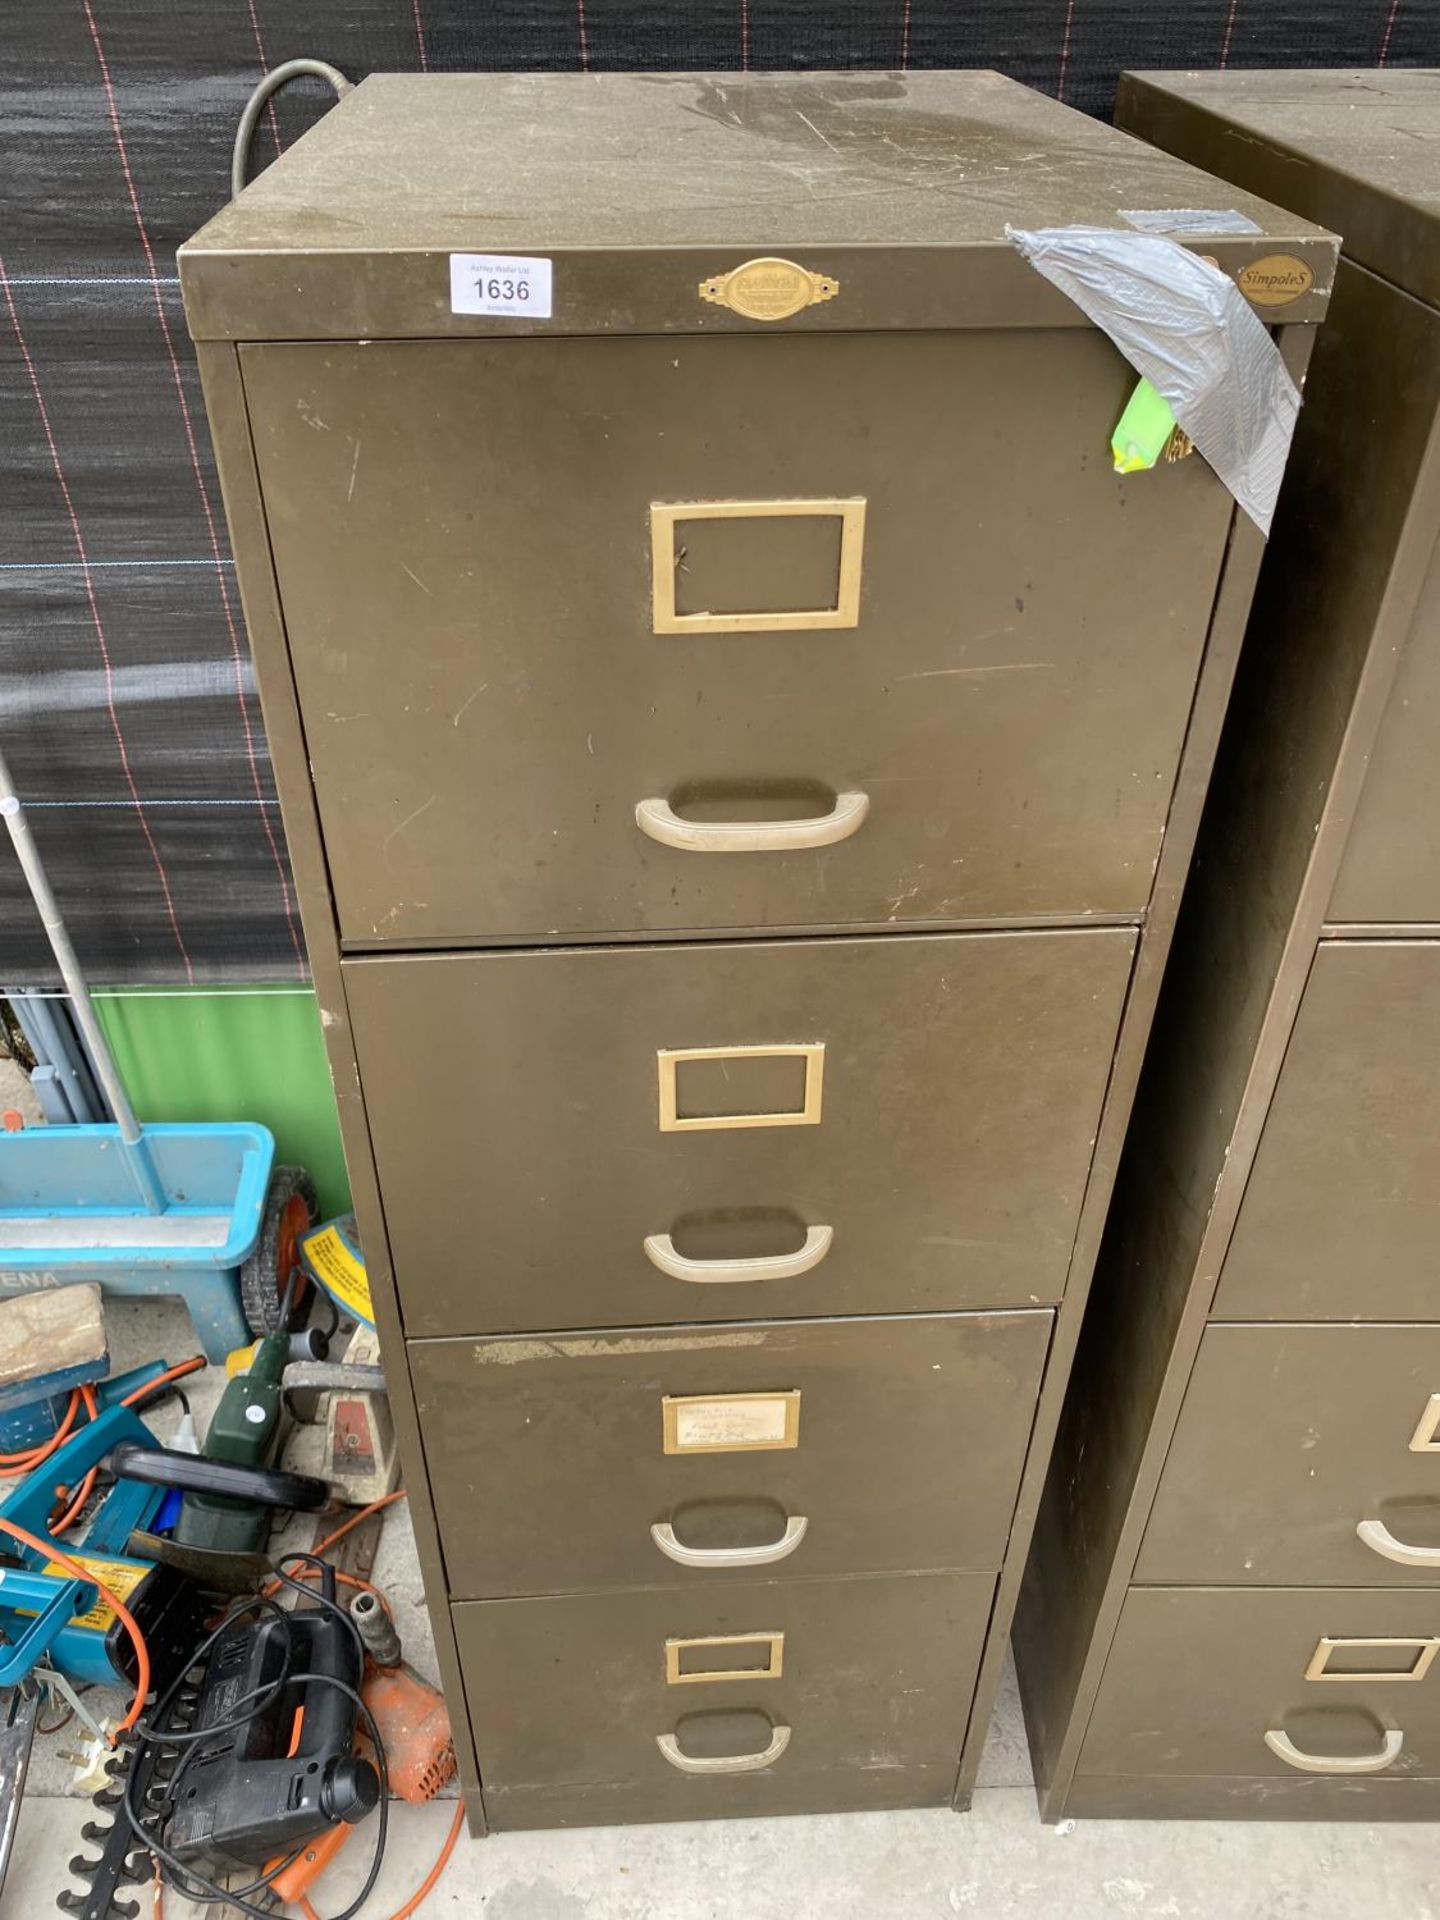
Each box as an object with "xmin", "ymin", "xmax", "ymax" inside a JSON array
[
  {"xmin": 0, "ymin": 744, "xmax": 167, "ymax": 1213},
  {"xmin": 8, "ymin": 990, "xmax": 105, "ymax": 1122}
]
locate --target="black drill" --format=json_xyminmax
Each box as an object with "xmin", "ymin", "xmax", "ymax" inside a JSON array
[{"xmin": 163, "ymin": 1566, "xmax": 379, "ymax": 1873}]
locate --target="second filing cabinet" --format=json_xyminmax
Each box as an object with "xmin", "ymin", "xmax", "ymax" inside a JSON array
[
  {"xmin": 180, "ymin": 70, "xmax": 1334, "ymax": 1830},
  {"xmin": 1019, "ymin": 69, "xmax": 1440, "ymax": 1821}
]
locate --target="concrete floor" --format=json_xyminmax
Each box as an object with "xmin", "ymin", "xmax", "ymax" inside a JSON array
[
  {"xmin": 0, "ymin": 1053, "xmax": 43, "ymax": 1128},
  {"xmin": 4, "ymin": 1299, "xmax": 1440, "ymax": 1916},
  {"xmin": 13, "ymin": 1767, "xmax": 1440, "ymax": 1918}
]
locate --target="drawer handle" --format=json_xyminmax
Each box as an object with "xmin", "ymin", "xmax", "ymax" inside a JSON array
[
  {"xmin": 635, "ymin": 793, "xmax": 870, "ymax": 853},
  {"xmin": 1356, "ymin": 1519, "xmax": 1440, "ymax": 1568},
  {"xmin": 643, "ymin": 1226, "xmax": 834, "ymax": 1284},
  {"xmin": 650, "ymin": 1516, "xmax": 808, "ymax": 1568},
  {"xmin": 1264, "ymin": 1728, "xmax": 1403, "ymax": 1776},
  {"xmin": 656, "ymin": 1723, "xmax": 792, "ymax": 1775}
]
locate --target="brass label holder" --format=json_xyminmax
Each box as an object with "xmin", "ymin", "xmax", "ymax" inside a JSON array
[
  {"xmin": 1408, "ymin": 1394, "xmax": 1440, "ymax": 1452},
  {"xmin": 662, "ymin": 1389, "xmax": 802, "ymax": 1455},
  {"xmin": 665, "ymin": 1631, "xmax": 785, "ymax": 1685},
  {"xmin": 657, "ymin": 1043, "xmax": 825, "ymax": 1133},
  {"xmin": 650, "ymin": 499, "xmax": 865, "ymax": 635},
  {"xmin": 1305, "ymin": 1636, "xmax": 1440, "ymax": 1684}
]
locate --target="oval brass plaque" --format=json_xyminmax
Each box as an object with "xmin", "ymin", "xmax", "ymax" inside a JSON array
[
  {"xmin": 698, "ymin": 256, "xmax": 839, "ymax": 322},
  {"xmin": 1237, "ymin": 254, "xmax": 1314, "ymax": 307}
]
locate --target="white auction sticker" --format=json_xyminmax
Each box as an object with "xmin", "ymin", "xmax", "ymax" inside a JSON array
[{"xmin": 450, "ymin": 253, "xmax": 553, "ymax": 318}]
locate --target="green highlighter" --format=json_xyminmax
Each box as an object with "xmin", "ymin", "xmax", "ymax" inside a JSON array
[{"xmin": 1112, "ymin": 376, "xmax": 1181, "ymax": 473}]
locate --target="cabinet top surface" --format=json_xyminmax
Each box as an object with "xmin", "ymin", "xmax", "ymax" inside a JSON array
[
  {"xmin": 1123, "ymin": 69, "xmax": 1440, "ymax": 307},
  {"xmin": 180, "ymin": 70, "xmax": 1333, "ymax": 338}
]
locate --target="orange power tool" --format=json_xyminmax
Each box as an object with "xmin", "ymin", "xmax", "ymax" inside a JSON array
[{"xmin": 265, "ymin": 1593, "xmax": 455, "ymax": 1912}]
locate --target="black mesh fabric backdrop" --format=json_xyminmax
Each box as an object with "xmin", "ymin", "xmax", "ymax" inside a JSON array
[{"xmin": 2, "ymin": 2, "xmax": 1435, "ymax": 983}]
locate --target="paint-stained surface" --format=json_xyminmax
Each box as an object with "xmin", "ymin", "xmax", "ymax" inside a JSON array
[
  {"xmin": 414, "ymin": 1311, "xmax": 1050, "ymax": 1596},
  {"xmin": 184, "ymin": 71, "xmax": 1335, "ymax": 339}
]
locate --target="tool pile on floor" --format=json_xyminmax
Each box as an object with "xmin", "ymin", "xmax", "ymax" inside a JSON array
[
  {"xmin": 0, "ymin": 736, "xmax": 461, "ymax": 1916},
  {"xmin": 0, "ymin": 1278, "xmax": 460, "ymax": 1920}
]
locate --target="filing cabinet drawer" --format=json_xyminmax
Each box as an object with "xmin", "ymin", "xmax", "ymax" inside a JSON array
[
  {"xmin": 346, "ymin": 928, "xmax": 1134, "ymax": 1335},
  {"xmin": 245, "ymin": 330, "xmax": 1232, "ymax": 945},
  {"xmin": 1081, "ymin": 1588, "xmax": 1440, "ymax": 1784},
  {"xmin": 1063, "ymin": 1772, "xmax": 1440, "ymax": 1821},
  {"xmin": 453, "ymin": 1570, "xmax": 991, "ymax": 1829},
  {"xmin": 1215, "ymin": 941, "xmax": 1440, "ymax": 1321},
  {"xmin": 1138, "ymin": 1325, "xmax": 1440, "ymax": 1587},
  {"xmin": 1328, "ymin": 546, "xmax": 1440, "ymax": 923},
  {"xmin": 414, "ymin": 1311, "xmax": 1049, "ymax": 1598}
]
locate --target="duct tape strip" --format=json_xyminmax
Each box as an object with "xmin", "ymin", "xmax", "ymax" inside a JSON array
[
  {"xmin": 1118, "ymin": 208, "xmax": 1263, "ymax": 236},
  {"xmin": 1006, "ymin": 225, "xmax": 1301, "ymax": 536}
]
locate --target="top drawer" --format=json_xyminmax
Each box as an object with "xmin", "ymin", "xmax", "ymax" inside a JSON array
[{"xmin": 244, "ymin": 330, "xmax": 1232, "ymax": 946}]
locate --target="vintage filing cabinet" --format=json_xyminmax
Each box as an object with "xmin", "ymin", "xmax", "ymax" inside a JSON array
[
  {"xmin": 1018, "ymin": 69, "xmax": 1440, "ymax": 1821},
  {"xmin": 180, "ymin": 70, "xmax": 1333, "ymax": 1832}
]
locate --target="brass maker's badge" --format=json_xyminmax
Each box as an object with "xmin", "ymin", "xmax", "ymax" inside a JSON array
[
  {"xmin": 1237, "ymin": 254, "xmax": 1314, "ymax": 307},
  {"xmin": 699, "ymin": 256, "xmax": 839, "ymax": 321}
]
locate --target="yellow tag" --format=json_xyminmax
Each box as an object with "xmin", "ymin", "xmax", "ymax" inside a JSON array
[
  {"xmin": 16, "ymin": 1554, "xmax": 147, "ymax": 1634},
  {"xmin": 301, "ymin": 1223, "xmax": 373, "ymax": 1326}
]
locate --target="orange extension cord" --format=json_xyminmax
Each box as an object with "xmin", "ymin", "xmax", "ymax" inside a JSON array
[
  {"xmin": 53, "ymin": 1357, "xmax": 210, "ymax": 1535},
  {"xmin": 0, "ymin": 1355, "xmax": 207, "ymax": 1735},
  {"xmin": 0, "ymin": 1511, "xmax": 150, "ymax": 1735},
  {"xmin": 0, "ymin": 1386, "xmax": 84, "ymax": 1473},
  {"xmin": 120, "ymin": 1356, "xmax": 208, "ymax": 1407},
  {"xmin": 296, "ymin": 1801, "xmax": 464, "ymax": 1920},
  {"xmin": 260, "ymin": 1490, "xmax": 409, "ymax": 1611}
]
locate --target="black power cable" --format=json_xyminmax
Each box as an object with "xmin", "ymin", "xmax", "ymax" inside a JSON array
[
  {"xmin": 123, "ymin": 1556, "xmax": 389, "ymax": 1919},
  {"xmin": 231, "ymin": 60, "xmax": 352, "ymax": 201},
  {"xmin": 144, "ymin": 1594, "xmax": 297, "ymax": 1747}
]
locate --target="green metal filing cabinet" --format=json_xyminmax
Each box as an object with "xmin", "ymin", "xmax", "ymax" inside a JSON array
[
  {"xmin": 180, "ymin": 70, "xmax": 1332, "ymax": 1832},
  {"xmin": 1019, "ymin": 69, "xmax": 1440, "ymax": 1822}
]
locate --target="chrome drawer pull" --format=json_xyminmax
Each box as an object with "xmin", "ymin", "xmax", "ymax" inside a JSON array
[
  {"xmin": 1356, "ymin": 1519, "xmax": 1440, "ymax": 1567},
  {"xmin": 650, "ymin": 1516, "xmax": 808, "ymax": 1568},
  {"xmin": 634, "ymin": 793, "xmax": 869, "ymax": 853},
  {"xmin": 1264, "ymin": 1728, "xmax": 1403, "ymax": 1775},
  {"xmin": 643, "ymin": 1226, "xmax": 833, "ymax": 1284},
  {"xmin": 656, "ymin": 1723, "xmax": 791, "ymax": 1775}
]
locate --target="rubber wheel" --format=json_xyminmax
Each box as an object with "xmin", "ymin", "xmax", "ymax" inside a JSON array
[{"xmin": 241, "ymin": 1165, "xmax": 319, "ymax": 1336}]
